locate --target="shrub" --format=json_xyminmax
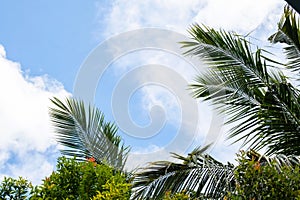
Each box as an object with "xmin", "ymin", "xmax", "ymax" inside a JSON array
[
  {"xmin": 92, "ymin": 179, "xmax": 131, "ymax": 200},
  {"xmin": 0, "ymin": 176, "xmax": 33, "ymax": 199},
  {"xmin": 162, "ymin": 191, "xmax": 190, "ymax": 200},
  {"xmin": 227, "ymin": 152, "xmax": 300, "ymax": 199},
  {"xmin": 31, "ymin": 156, "xmax": 130, "ymax": 199}
]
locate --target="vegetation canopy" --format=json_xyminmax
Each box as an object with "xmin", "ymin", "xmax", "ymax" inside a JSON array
[{"xmin": 1, "ymin": 4, "xmax": 300, "ymax": 200}]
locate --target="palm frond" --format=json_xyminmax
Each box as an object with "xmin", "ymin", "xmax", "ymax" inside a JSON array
[
  {"xmin": 131, "ymin": 146, "xmax": 235, "ymax": 199},
  {"xmin": 269, "ymin": 5, "xmax": 300, "ymax": 74},
  {"xmin": 182, "ymin": 24, "xmax": 300, "ymax": 155},
  {"xmin": 258, "ymin": 75, "xmax": 300, "ymax": 154},
  {"xmin": 49, "ymin": 97, "xmax": 130, "ymax": 170}
]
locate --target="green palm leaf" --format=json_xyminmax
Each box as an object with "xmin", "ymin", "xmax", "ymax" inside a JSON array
[
  {"xmin": 131, "ymin": 146, "xmax": 235, "ymax": 199},
  {"xmin": 269, "ymin": 5, "xmax": 300, "ymax": 74},
  {"xmin": 182, "ymin": 24, "xmax": 300, "ymax": 155},
  {"xmin": 49, "ymin": 97, "xmax": 130, "ymax": 170}
]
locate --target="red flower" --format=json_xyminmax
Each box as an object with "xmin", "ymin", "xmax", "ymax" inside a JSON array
[
  {"xmin": 87, "ymin": 157, "xmax": 97, "ymax": 166},
  {"xmin": 87, "ymin": 157, "xmax": 96, "ymax": 162},
  {"xmin": 254, "ymin": 161, "xmax": 260, "ymax": 170}
]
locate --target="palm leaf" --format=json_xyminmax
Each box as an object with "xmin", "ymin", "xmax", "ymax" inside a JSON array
[
  {"xmin": 182, "ymin": 24, "xmax": 300, "ymax": 155},
  {"xmin": 49, "ymin": 97, "xmax": 130, "ymax": 170},
  {"xmin": 269, "ymin": 5, "xmax": 300, "ymax": 74},
  {"xmin": 131, "ymin": 146, "xmax": 235, "ymax": 199}
]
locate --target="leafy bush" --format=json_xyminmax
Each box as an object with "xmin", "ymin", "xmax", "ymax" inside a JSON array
[
  {"xmin": 92, "ymin": 179, "xmax": 131, "ymax": 200},
  {"xmin": 0, "ymin": 157, "xmax": 130, "ymax": 199},
  {"xmin": 30, "ymin": 156, "xmax": 130, "ymax": 199},
  {"xmin": 227, "ymin": 152, "xmax": 300, "ymax": 199},
  {"xmin": 162, "ymin": 191, "xmax": 190, "ymax": 200},
  {"xmin": 0, "ymin": 176, "xmax": 33, "ymax": 199}
]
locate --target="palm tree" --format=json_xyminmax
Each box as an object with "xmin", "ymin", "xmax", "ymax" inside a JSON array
[
  {"xmin": 132, "ymin": 5, "xmax": 300, "ymax": 199},
  {"xmin": 185, "ymin": 7, "xmax": 299, "ymax": 156},
  {"xmin": 49, "ymin": 97, "xmax": 130, "ymax": 170}
]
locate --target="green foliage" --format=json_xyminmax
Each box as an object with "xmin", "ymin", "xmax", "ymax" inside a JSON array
[
  {"xmin": 92, "ymin": 179, "xmax": 131, "ymax": 200},
  {"xmin": 0, "ymin": 176, "xmax": 33, "ymax": 200},
  {"xmin": 31, "ymin": 156, "xmax": 130, "ymax": 199},
  {"xmin": 227, "ymin": 152, "xmax": 300, "ymax": 199},
  {"xmin": 162, "ymin": 191, "xmax": 190, "ymax": 200}
]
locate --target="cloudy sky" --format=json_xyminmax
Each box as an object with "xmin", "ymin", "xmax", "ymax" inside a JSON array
[{"xmin": 0, "ymin": 0, "xmax": 285, "ymax": 184}]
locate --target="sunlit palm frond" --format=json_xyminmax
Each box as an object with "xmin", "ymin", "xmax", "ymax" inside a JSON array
[
  {"xmin": 49, "ymin": 97, "xmax": 130, "ymax": 170},
  {"xmin": 182, "ymin": 24, "xmax": 300, "ymax": 155},
  {"xmin": 131, "ymin": 146, "xmax": 235, "ymax": 199},
  {"xmin": 269, "ymin": 5, "xmax": 300, "ymax": 74}
]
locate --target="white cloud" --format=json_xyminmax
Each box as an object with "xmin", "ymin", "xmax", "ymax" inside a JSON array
[
  {"xmin": 100, "ymin": 0, "xmax": 284, "ymax": 36},
  {"xmin": 0, "ymin": 45, "xmax": 6, "ymax": 58},
  {"xmin": 194, "ymin": 0, "xmax": 284, "ymax": 33},
  {"xmin": 126, "ymin": 145, "xmax": 177, "ymax": 170},
  {"xmin": 97, "ymin": 0, "xmax": 206, "ymax": 37},
  {"xmin": 0, "ymin": 45, "xmax": 70, "ymax": 184}
]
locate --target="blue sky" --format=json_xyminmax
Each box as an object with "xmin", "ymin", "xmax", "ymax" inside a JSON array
[
  {"xmin": 0, "ymin": 1, "xmax": 99, "ymax": 90},
  {"xmin": 0, "ymin": 0, "xmax": 285, "ymax": 184}
]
